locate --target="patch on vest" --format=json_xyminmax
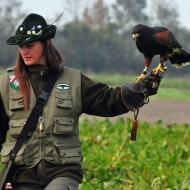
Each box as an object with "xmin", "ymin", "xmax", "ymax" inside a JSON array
[
  {"xmin": 9, "ymin": 75, "xmax": 20, "ymax": 91},
  {"xmin": 56, "ymin": 83, "xmax": 70, "ymax": 90}
]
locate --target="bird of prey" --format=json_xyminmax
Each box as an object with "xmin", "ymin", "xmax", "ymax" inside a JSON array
[{"xmin": 132, "ymin": 24, "xmax": 190, "ymax": 82}]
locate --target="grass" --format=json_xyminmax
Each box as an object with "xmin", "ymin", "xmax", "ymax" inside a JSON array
[
  {"xmin": 152, "ymin": 87, "xmax": 190, "ymax": 100},
  {"xmin": 78, "ymin": 118, "xmax": 190, "ymax": 190}
]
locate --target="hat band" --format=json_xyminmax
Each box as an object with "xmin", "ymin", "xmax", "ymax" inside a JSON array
[{"xmin": 10, "ymin": 34, "xmax": 40, "ymax": 43}]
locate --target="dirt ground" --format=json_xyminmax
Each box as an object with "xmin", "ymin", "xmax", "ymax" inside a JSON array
[{"xmin": 80, "ymin": 99, "xmax": 190, "ymax": 126}]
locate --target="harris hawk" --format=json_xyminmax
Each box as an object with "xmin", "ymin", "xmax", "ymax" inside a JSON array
[{"xmin": 132, "ymin": 24, "xmax": 190, "ymax": 82}]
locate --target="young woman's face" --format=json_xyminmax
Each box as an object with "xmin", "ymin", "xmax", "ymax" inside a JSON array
[{"xmin": 19, "ymin": 41, "xmax": 46, "ymax": 65}]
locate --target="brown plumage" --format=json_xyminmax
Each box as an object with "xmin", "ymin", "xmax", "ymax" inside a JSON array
[{"xmin": 132, "ymin": 24, "xmax": 190, "ymax": 82}]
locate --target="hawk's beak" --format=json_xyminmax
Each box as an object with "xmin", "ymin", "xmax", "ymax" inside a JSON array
[{"xmin": 132, "ymin": 33, "xmax": 139, "ymax": 41}]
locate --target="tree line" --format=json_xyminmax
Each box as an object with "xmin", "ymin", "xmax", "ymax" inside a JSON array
[{"xmin": 1, "ymin": 0, "xmax": 190, "ymax": 76}]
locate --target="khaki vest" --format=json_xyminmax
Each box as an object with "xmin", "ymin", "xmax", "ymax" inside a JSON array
[{"xmin": 0, "ymin": 67, "xmax": 83, "ymax": 168}]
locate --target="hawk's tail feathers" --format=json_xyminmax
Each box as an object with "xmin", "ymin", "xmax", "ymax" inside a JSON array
[{"xmin": 169, "ymin": 49, "xmax": 190, "ymax": 68}]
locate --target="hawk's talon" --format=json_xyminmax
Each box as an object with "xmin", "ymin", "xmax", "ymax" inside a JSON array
[
  {"xmin": 152, "ymin": 63, "xmax": 167, "ymax": 75},
  {"xmin": 135, "ymin": 74, "xmax": 146, "ymax": 83}
]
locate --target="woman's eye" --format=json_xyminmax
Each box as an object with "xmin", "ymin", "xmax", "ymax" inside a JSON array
[{"xmin": 27, "ymin": 45, "xmax": 33, "ymax": 48}]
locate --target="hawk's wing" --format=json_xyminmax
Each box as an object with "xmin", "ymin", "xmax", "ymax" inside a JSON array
[{"xmin": 155, "ymin": 29, "xmax": 182, "ymax": 49}]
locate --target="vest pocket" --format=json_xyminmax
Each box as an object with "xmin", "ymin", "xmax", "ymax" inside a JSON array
[
  {"xmin": 53, "ymin": 140, "xmax": 83, "ymax": 164},
  {"xmin": 9, "ymin": 94, "xmax": 24, "ymax": 110},
  {"xmin": 9, "ymin": 119, "xmax": 28, "ymax": 138},
  {"xmin": 55, "ymin": 93, "xmax": 72, "ymax": 108},
  {"xmin": 0, "ymin": 142, "xmax": 25, "ymax": 165},
  {"xmin": 53, "ymin": 117, "xmax": 74, "ymax": 135}
]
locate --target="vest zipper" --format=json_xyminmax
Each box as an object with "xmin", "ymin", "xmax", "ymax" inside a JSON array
[
  {"xmin": 39, "ymin": 70, "xmax": 44, "ymax": 133},
  {"xmin": 39, "ymin": 116, "xmax": 44, "ymax": 132}
]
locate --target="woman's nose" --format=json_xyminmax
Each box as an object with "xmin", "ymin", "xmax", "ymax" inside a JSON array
[{"xmin": 20, "ymin": 47, "xmax": 28, "ymax": 54}]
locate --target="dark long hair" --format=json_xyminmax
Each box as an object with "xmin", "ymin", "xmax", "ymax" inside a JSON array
[{"xmin": 14, "ymin": 40, "xmax": 65, "ymax": 110}]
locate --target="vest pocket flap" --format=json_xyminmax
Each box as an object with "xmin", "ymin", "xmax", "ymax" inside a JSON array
[
  {"xmin": 10, "ymin": 94, "xmax": 23, "ymax": 100},
  {"xmin": 53, "ymin": 141, "xmax": 82, "ymax": 161},
  {"xmin": 1, "ymin": 142, "xmax": 25, "ymax": 165},
  {"xmin": 53, "ymin": 117, "xmax": 74, "ymax": 125},
  {"xmin": 55, "ymin": 93, "xmax": 72, "ymax": 100},
  {"xmin": 9, "ymin": 94, "xmax": 24, "ymax": 110},
  {"xmin": 60, "ymin": 147, "xmax": 82, "ymax": 158},
  {"xmin": 9, "ymin": 119, "xmax": 28, "ymax": 138},
  {"xmin": 1, "ymin": 148, "xmax": 24, "ymax": 156},
  {"xmin": 1, "ymin": 146, "xmax": 12, "ymax": 156},
  {"xmin": 53, "ymin": 117, "xmax": 74, "ymax": 135},
  {"xmin": 1, "ymin": 146, "xmax": 24, "ymax": 156},
  {"xmin": 55, "ymin": 93, "xmax": 72, "ymax": 108},
  {"xmin": 54, "ymin": 140, "xmax": 82, "ymax": 148}
]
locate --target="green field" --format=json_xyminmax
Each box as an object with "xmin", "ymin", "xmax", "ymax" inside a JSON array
[{"xmin": 79, "ymin": 118, "xmax": 190, "ymax": 190}]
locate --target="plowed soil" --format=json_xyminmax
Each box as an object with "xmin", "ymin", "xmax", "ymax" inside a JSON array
[{"xmin": 80, "ymin": 99, "xmax": 190, "ymax": 126}]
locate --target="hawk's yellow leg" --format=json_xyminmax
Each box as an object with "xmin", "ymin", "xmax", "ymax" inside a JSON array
[{"xmin": 135, "ymin": 67, "xmax": 148, "ymax": 83}]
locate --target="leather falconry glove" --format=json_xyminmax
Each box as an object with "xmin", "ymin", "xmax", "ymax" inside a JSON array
[{"xmin": 121, "ymin": 72, "xmax": 163, "ymax": 111}]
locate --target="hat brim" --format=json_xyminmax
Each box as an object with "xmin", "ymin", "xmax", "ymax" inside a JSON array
[{"xmin": 6, "ymin": 25, "xmax": 57, "ymax": 45}]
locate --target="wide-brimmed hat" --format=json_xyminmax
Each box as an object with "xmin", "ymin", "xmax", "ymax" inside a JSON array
[{"xmin": 6, "ymin": 13, "xmax": 57, "ymax": 45}]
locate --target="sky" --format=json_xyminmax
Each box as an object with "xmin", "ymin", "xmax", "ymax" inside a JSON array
[{"xmin": 21, "ymin": 0, "xmax": 190, "ymax": 29}]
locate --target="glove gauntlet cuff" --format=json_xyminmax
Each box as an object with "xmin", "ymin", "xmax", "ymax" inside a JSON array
[{"xmin": 121, "ymin": 82, "xmax": 146, "ymax": 111}]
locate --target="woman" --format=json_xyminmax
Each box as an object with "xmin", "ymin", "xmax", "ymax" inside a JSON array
[{"xmin": 0, "ymin": 13, "xmax": 163, "ymax": 190}]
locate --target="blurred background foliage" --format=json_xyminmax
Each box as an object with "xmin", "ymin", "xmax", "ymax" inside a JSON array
[{"xmin": 1, "ymin": 0, "xmax": 190, "ymax": 76}]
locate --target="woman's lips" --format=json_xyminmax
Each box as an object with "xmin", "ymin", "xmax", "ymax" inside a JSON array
[{"xmin": 23, "ymin": 57, "xmax": 31, "ymax": 61}]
